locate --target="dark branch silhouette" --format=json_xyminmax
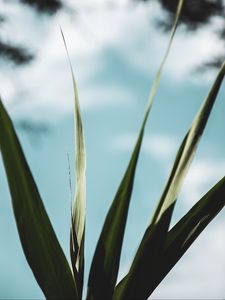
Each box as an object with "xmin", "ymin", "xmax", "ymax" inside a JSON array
[
  {"xmin": 138, "ymin": 0, "xmax": 225, "ymax": 70},
  {"xmin": 0, "ymin": 41, "xmax": 34, "ymax": 65},
  {"xmin": 0, "ymin": 0, "xmax": 63, "ymax": 67},
  {"xmin": 0, "ymin": 1, "xmax": 62, "ymax": 138},
  {"xmin": 156, "ymin": 0, "xmax": 224, "ymax": 30},
  {"xmin": 19, "ymin": 0, "xmax": 63, "ymax": 14}
]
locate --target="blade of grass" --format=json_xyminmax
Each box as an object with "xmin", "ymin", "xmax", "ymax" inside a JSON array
[
  {"xmin": 0, "ymin": 99, "xmax": 78, "ymax": 300},
  {"xmin": 114, "ymin": 61, "xmax": 225, "ymax": 299},
  {"xmin": 87, "ymin": 1, "xmax": 184, "ymax": 299},
  {"xmin": 61, "ymin": 29, "xmax": 86, "ymax": 299},
  {"xmin": 147, "ymin": 175, "xmax": 225, "ymax": 295},
  {"xmin": 67, "ymin": 153, "xmax": 79, "ymax": 286},
  {"xmin": 151, "ymin": 63, "xmax": 225, "ymax": 226},
  {"xmin": 114, "ymin": 174, "xmax": 225, "ymax": 298}
]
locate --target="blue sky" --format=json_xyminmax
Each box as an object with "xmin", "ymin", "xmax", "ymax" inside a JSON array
[{"xmin": 0, "ymin": 0, "xmax": 225, "ymax": 299}]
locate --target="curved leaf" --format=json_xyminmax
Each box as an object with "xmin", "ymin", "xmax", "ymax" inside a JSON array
[
  {"xmin": 87, "ymin": 1, "xmax": 184, "ymax": 299},
  {"xmin": 0, "ymin": 99, "xmax": 78, "ymax": 300},
  {"xmin": 146, "ymin": 175, "xmax": 225, "ymax": 295},
  {"xmin": 61, "ymin": 30, "xmax": 87, "ymax": 299},
  {"xmin": 151, "ymin": 61, "xmax": 225, "ymax": 226},
  {"xmin": 114, "ymin": 61, "xmax": 225, "ymax": 300}
]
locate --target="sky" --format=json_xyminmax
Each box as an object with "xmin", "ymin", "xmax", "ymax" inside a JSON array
[{"xmin": 0, "ymin": 0, "xmax": 225, "ymax": 299}]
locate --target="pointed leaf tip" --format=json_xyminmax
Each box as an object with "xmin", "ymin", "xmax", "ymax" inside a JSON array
[
  {"xmin": 87, "ymin": 0, "xmax": 184, "ymax": 299},
  {"xmin": 0, "ymin": 99, "xmax": 78, "ymax": 299}
]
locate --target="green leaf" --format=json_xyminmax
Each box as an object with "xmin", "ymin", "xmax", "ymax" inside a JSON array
[
  {"xmin": 87, "ymin": 1, "xmax": 184, "ymax": 299},
  {"xmin": 148, "ymin": 175, "xmax": 225, "ymax": 295},
  {"xmin": 114, "ymin": 177, "xmax": 225, "ymax": 298},
  {"xmin": 114, "ymin": 61, "xmax": 225, "ymax": 300},
  {"xmin": 151, "ymin": 63, "xmax": 225, "ymax": 226},
  {"xmin": 0, "ymin": 99, "xmax": 78, "ymax": 300},
  {"xmin": 61, "ymin": 29, "xmax": 87, "ymax": 299},
  {"xmin": 87, "ymin": 131, "xmax": 144, "ymax": 300}
]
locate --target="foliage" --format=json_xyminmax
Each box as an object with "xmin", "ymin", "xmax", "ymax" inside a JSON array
[{"xmin": 0, "ymin": 0, "xmax": 225, "ymax": 299}]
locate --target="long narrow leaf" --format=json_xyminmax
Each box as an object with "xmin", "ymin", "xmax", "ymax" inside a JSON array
[
  {"xmin": 114, "ymin": 61, "xmax": 225, "ymax": 300},
  {"xmin": 151, "ymin": 63, "xmax": 225, "ymax": 226},
  {"xmin": 61, "ymin": 29, "xmax": 87, "ymax": 298},
  {"xmin": 147, "ymin": 175, "xmax": 225, "ymax": 295},
  {"xmin": 0, "ymin": 99, "xmax": 78, "ymax": 300},
  {"xmin": 87, "ymin": 1, "xmax": 184, "ymax": 299}
]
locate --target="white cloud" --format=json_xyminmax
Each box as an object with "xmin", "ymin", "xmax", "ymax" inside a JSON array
[
  {"xmin": 111, "ymin": 132, "xmax": 178, "ymax": 162},
  {"xmin": 181, "ymin": 159, "xmax": 225, "ymax": 209},
  {"xmin": 1, "ymin": 0, "xmax": 223, "ymax": 115},
  {"xmin": 144, "ymin": 135, "xmax": 177, "ymax": 161}
]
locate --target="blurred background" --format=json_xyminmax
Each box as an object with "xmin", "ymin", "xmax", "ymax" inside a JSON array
[{"xmin": 0, "ymin": 0, "xmax": 225, "ymax": 298}]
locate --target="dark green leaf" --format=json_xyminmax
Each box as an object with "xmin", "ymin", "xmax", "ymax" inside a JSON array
[
  {"xmin": 87, "ymin": 130, "xmax": 144, "ymax": 300},
  {"xmin": 146, "ymin": 175, "xmax": 225, "ymax": 295},
  {"xmin": 0, "ymin": 99, "xmax": 78, "ymax": 299},
  {"xmin": 114, "ymin": 61, "xmax": 225, "ymax": 300},
  {"xmin": 87, "ymin": 1, "xmax": 184, "ymax": 299}
]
